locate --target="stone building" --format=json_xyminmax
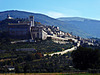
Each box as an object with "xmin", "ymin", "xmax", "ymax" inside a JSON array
[
  {"xmin": 8, "ymin": 15, "xmax": 48, "ymax": 40},
  {"xmin": 8, "ymin": 16, "xmax": 33, "ymax": 39},
  {"xmin": 31, "ymin": 26, "xmax": 47, "ymax": 40},
  {"xmin": 8, "ymin": 23, "xmax": 31, "ymax": 39}
]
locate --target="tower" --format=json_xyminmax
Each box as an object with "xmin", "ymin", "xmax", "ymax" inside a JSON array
[
  {"xmin": 30, "ymin": 16, "xmax": 34, "ymax": 27},
  {"xmin": 7, "ymin": 14, "xmax": 10, "ymax": 19}
]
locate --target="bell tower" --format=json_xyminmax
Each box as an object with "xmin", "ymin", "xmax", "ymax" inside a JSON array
[{"xmin": 30, "ymin": 16, "xmax": 34, "ymax": 27}]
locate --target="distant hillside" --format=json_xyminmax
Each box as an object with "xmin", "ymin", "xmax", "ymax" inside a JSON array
[
  {"xmin": 58, "ymin": 17, "xmax": 85, "ymax": 21},
  {"xmin": 58, "ymin": 17, "xmax": 100, "ymax": 38},
  {"xmin": 0, "ymin": 10, "xmax": 92, "ymax": 38}
]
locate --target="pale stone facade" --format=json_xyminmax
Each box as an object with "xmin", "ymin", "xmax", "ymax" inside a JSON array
[{"xmin": 31, "ymin": 26, "xmax": 47, "ymax": 40}]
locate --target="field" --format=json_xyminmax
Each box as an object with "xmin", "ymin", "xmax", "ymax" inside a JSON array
[{"xmin": 0, "ymin": 73, "xmax": 100, "ymax": 75}]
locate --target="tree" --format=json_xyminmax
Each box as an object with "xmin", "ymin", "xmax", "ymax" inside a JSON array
[
  {"xmin": 71, "ymin": 47, "xmax": 100, "ymax": 70},
  {"xmin": 15, "ymin": 65, "xmax": 22, "ymax": 73},
  {"xmin": 35, "ymin": 53, "xmax": 43, "ymax": 59},
  {"xmin": 23, "ymin": 64, "xmax": 32, "ymax": 73},
  {"xmin": 17, "ymin": 56, "xmax": 24, "ymax": 63},
  {"xmin": 25, "ymin": 54, "xmax": 35, "ymax": 61}
]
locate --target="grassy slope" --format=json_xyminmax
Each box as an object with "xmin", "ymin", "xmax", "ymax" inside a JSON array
[{"xmin": 0, "ymin": 73, "xmax": 100, "ymax": 75}]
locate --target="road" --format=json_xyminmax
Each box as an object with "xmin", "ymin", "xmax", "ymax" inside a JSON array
[{"xmin": 44, "ymin": 41, "xmax": 80, "ymax": 56}]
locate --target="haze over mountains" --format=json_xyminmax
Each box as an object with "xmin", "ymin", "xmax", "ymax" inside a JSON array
[
  {"xmin": 0, "ymin": 10, "xmax": 99, "ymax": 38},
  {"xmin": 58, "ymin": 17, "xmax": 100, "ymax": 38}
]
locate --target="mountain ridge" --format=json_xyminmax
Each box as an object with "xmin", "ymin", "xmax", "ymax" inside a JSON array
[
  {"xmin": 57, "ymin": 17, "xmax": 100, "ymax": 22},
  {"xmin": 58, "ymin": 17, "xmax": 100, "ymax": 38}
]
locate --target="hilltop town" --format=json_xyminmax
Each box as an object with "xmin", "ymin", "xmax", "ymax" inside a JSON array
[
  {"xmin": 1, "ymin": 0, "xmax": 100, "ymax": 73},
  {"xmin": 0, "ymin": 15, "xmax": 100, "ymax": 73},
  {"xmin": 5, "ymin": 15, "xmax": 97, "ymax": 46},
  {"xmin": 0, "ymin": 15, "xmax": 99, "ymax": 57},
  {"xmin": 7, "ymin": 15, "xmax": 72, "ymax": 40}
]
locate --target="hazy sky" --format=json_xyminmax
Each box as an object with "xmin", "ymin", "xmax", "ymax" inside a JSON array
[{"xmin": 0, "ymin": 0, "xmax": 100, "ymax": 19}]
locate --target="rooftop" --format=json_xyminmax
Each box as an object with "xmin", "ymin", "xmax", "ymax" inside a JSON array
[{"xmin": 8, "ymin": 23, "xmax": 30, "ymax": 25}]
